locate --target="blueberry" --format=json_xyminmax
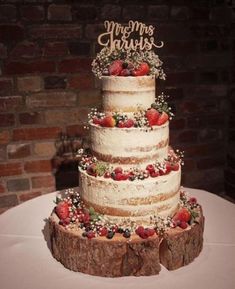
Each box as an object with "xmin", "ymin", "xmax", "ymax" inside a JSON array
[
  {"xmin": 82, "ymin": 231, "xmax": 87, "ymax": 237},
  {"xmin": 123, "ymin": 229, "xmax": 131, "ymax": 238},
  {"xmin": 106, "ymin": 230, "xmax": 115, "ymax": 239}
]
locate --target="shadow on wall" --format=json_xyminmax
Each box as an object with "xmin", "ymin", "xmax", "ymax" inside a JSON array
[{"xmin": 52, "ymin": 133, "xmax": 85, "ymax": 190}]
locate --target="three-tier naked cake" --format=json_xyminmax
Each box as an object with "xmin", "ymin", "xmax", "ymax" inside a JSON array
[{"xmin": 49, "ymin": 21, "xmax": 204, "ymax": 277}]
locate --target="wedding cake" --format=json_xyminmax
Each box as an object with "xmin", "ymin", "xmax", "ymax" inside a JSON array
[{"xmin": 49, "ymin": 21, "xmax": 204, "ymax": 277}]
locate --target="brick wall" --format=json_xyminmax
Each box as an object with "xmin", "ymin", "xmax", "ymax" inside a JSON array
[{"xmin": 0, "ymin": 0, "xmax": 234, "ymax": 212}]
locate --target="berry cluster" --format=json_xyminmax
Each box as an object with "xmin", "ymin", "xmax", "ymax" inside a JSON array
[
  {"xmin": 91, "ymin": 47, "xmax": 165, "ymax": 79},
  {"xmin": 54, "ymin": 189, "xmax": 201, "ymax": 240},
  {"xmin": 79, "ymin": 155, "xmax": 181, "ymax": 182}
]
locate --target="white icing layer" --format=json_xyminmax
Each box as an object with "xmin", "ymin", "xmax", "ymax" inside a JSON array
[
  {"xmin": 90, "ymin": 122, "xmax": 169, "ymax": 166},
  {"xmin": 79, "ymin": 167, "xmax": 181, "ymax": 224},
  {"xmin": 102, "ymin": 76, "xmax": 155, "ymax": 113}
]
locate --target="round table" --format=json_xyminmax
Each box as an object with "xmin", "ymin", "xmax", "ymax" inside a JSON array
[{"xmin": 0, "ymin": 188, "xmax": 234, "ymax": 289}]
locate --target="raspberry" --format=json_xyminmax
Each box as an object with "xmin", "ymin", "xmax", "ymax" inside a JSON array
[
  {"xmin": 86, "ymin": 230, "xmax": 96, "ymax": 239},
  {"xmin": 135, "ymin": 226, "xmax": 145, "ymax": 235},
  {"xmin": 99, "ymin": 227, "xmax": 108, "ymax": 237},
  {"xmin": 179, "ymin": 221, "xmax": 188, "ymax": 229}
]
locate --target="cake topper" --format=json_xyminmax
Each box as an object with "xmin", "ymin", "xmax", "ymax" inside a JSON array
[{"xmin": 98, "ymin": 20, "xmax": 164, "ymax": 51}]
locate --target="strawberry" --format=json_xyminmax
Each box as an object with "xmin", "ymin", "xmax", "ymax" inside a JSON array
[
  {"xmin": 145, "ymin": 228, "xmax": 155, "ymax": 237},
  {"xmin": 173, "ymin": 208, "xmax": 191, "ymax": 223},
  {"xmin": 114, "ymin": 172, "xmax": 125, "ymax": 181},
  {"xmin": 132, "ymin": 62, "xmax": 150, "ymax": 76},
  {"xmin": 93, "ymin": 116, "xmax": 102, "ymax": 125},
  {"xmin": 101, "ymin": 115, "xmax": 116, "ymax": 127},
  {"xmin": 79, "ymin": 212, "xmax": 90, "ymax": 224},
  {"xmin": 171, "ymin": 163, "xmax": 179, "ymax": 171},
  {"xmin": 156, "ymin": 112, "xmax": 169, "ymax": 126},
  {"xmin": 108, "ymin": 60, "xmax": 123, "ymax": 76},
  {"xmin": 117, "ymin": 121, "xmax": 125, "ymax": 128},
  {"xmin": 146, "ymin": 108, "xmax": 160, "ymax": 126},
  {"xmin": 56, "ymin": 201, "xmax": 70, "ymax": 220}
]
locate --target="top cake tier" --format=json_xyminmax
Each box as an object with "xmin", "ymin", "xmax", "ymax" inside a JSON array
[{"xmin": 102, "ymin": 75, "xmax": 155, "ymax": 114}]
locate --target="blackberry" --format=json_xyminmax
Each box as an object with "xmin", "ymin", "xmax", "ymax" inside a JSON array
[
  {"xmin": 123, "ymin": 229, "xmax": 131, "ymax": 238},
  {"xmin": 106, "ymin": 230, "xmax": 115, "ymax": 239}
]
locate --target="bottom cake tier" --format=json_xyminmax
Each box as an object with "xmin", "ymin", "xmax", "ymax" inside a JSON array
[{"xmin": 48, "ymin": 189, "xmax": 204, "ymax": 277}]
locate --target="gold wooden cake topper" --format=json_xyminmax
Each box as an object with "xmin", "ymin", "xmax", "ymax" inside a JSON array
[{"xmin": 98, "ymin": 20, "xmax": 164, "ymax": 51}]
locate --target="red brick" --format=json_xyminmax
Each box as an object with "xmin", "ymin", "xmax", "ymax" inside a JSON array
[
  {"xmin": 20, "ymin": 5, "xmax": 44, "ymax": 22},
  {"xmin": 178, "ymin": 130, "xmax": 198, "ymax": 143},
  {"xmin": 58, "ymin": 58, "xmax": 91, "ymax": 73},
  {"xmin": 85, "ymin": 24, "xmax": 106, "ymax": 40},
  {"xmin": 0, "ymin": 130, "xmax": 10, "ymax": 144},
  {"xmin": 0, "ymin": 78, "xmax": 13, "ymax": 94},
  {"xmin": 74, "ymin": 6, "xmax": 98, "ymax": 22},
  {"xmin": 0, "ymin": 113, "xmax": 15, "ymax": 127},
  {"xmin": 0, "ymin": 96, "xmax": 22, "ymax": 112},
  {"xmin": 4, "ymin": 60, "xmax": 55, "ymax": 75},
  {"xmin": 17, "ymin": 76, "xmax": 42, "ymax": 92},
  {"xmin": 7, "ymin": 178, "xmax": 30, "ymax": 192},
  {"xmin": 164, "ymin": 41, "xmax": 197, "ymax": 55},
  {"xmin": 68, "ymin": 73, "xmax": 94, "ymax": 89},
  {"xmin": 183, "ymin": 159, "xmax": 196, "ymax": 171},
  {"xmin": 24, "ymin": 160, "xmax": 52, "ymax": 173},
  {"xmin": 147, "ymin": 5, "xmax": 169, "ymax": 20},
  {"xmin": 0, "ymin": 4, "xmax": 17, "ymax": 22},
  {"xmin": 101, "ymin": 4, "xmax": 121, "ymax": 20},
  {"xmin": 10, "ymin": 42, "xmax": 41, "ymax": 59},
  {"xmin": 29, "ymin": 25, "xmax": 82, "ymax": 39},
  {"xmin": 0, "ymin": 147, "xmax": 6, "ymax": 161},
  {"xmin": 180, "ymin": 100, "xmax": 200, "ymax": 114},
  {"xmin": 48, "ymin": 4, "xmax": 72, "ymax": 21},
  {"xmin": 199, "ymin": 128, "xmax": 222, "ymax": 142},
  {"xmin": 26, "ymin": 91, "xmax": 77, "ymax": 108},
  {"xmin": 197, "ymin": 157, "xmax": 224, "ymax": 170},
  {"xmin": 170, "ymin": 118, "xmax": 185, "ymax": 130},
  {"xmin": 69, "ymin": 42, "xmax": 91, "ymax": 56},
  {"xmin": 7, "ymin": 143, "xmax": 31, "ymax": 159},
  {"xmin": 0, "ymin": 194, "xmax": 18, "ymax": 208},
  {"xmin": 0, "ymin": 182, "xmax": 5, "ymax": 193},
  {"xmin": 66, "ymin": 124, "xmax": 88, "ymax": 137},
  {"xmin": 0, "ymin": 43, "xmax": 7, "ymax": 59},
  {"xmin": 123, "ymin": 5, "xmax": 145, "ymax": 20},
  {"xmin": 19, "ymin": 191, "xmax": 42, "ymax": 202},
  {"xmin": 19, "ymin": 112, "xmax": 43, "ymax": 125},
  {"xmin": 44, "ymin": 76, "xmax": 66, "ymax": 89},
  {"xmin": 0, "ymin": 24, "xmax": 24, "ymax": 43},
  {"xmin": 0, "ymin": 163, "xmax": 23, "ymax": 176},
  {"xmin": 171, "ymin": 6, "xmax": 191, "ymax": 20},
  {"xmin": 43, "ymin": 42, "xmax": 68, "ymax": 57},
  {"xmin": 166, "ymin": 72, "xmax": 195, "ymax": 85},
  {"xmin": 13, "ymin": 127, "xmax": 62, "ymax": 141},
  {"xmin": 31, "ymin": 175, "xmax": 55, "ymax": 188},
  {"xmin": 184, "ymin": 143, "xmax": 221, "ymax": 158}
]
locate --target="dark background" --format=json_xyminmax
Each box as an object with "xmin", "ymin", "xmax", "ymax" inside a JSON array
[{"xmin": 0, "ymin": 0, "xmax": 234, "ymax": 213}]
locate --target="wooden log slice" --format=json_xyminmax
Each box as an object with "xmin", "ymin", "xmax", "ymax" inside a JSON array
[
  {"xmin": 49, "ymin": 216, "xmax": 161, "ymax": 277},
  {"xmin": 159, "ymin": 210, "xmax": 205, "ymax": 270},
  {"xmin": 48, "ymin": 208, "xmax": 204, "ymax": 277}
]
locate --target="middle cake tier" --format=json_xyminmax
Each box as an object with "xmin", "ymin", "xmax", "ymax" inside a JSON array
[{"xmin": 90, "ymin": 121, "xmax": 169, "ymax": 169}]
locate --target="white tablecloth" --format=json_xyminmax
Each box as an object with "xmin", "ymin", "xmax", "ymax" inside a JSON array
[{"xmin": 0, "ymin": 188, "xmax": 235, "ymax": 289}]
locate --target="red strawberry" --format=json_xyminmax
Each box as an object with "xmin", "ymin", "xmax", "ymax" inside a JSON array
[
  {"xmin": 56, "ymin": 201, "xmax": 70, "ymax": 220},
  {"xmin": 101, "ymin": 115, "xmax": 116, "ymax": 127},
  {"xmin": 156, "ymin": 112, "xmax": 169, "ymax": 126},
  {"xmin": 124, "ymin": 119, "xmax": 134, "ymax": 128},
  {"xmin": 132, "ymin": 62, "xmax": 150, "ymax": 76},
  {"xmin": 173, "ymin": 208, "xmax": 191, "ymax": 223},
  {"xmin": 79, "ymin": 212, "xmax": 90, "ymax": 224},
  {"xmin": 108, "ymin": 60, "xmax": 123, "ymax": 76},
  {"xmin": 146, "ymin": 108, "xmax": 160, "ymax": 126},
  {"xmin": 171, "ymin": 163, "xmax": 179, "ymax": 171},
  {"xmin": 114, "ymin": 172, "xmax": 125, "ymax": 181},
  {"xmin": 165, "ymin": 162, "xmax": 172, "ymax": 174},
  {"xmin": 120, "ymin": 69, "xmax": 131, "ymax": 76}
]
